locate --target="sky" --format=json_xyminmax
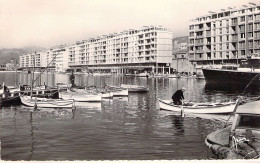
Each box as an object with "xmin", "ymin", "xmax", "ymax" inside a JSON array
[{"xmin": 0, "ymin": 0, "xmax": 258, "ymax": 48}]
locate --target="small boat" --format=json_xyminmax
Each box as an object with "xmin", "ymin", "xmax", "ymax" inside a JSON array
[
  {"xmin": 135, "ymin": 72, "xmax": 149, "ymax": 77},
  {"xmin": 180, "ymin": 75, "xmax": 197, "ymax": 79},
  {"xmin": 60, "ymin": 91, "xmax": 102, "ymax": 102},
  {"xmin": 229, "ymin": 100, "xmax": 260, "ymax": 157},
  {"xmin": 106, "ymin": 86, "xmax": 128, "ymax": 96},
  {"xmin": 72, "ymin": 87, "xmax": 114, "ymax": 99},
  {"xmin": 205, "ymin": 100, "xmax": 260, "ymax": 159},
  {"xmin": 112, "ymin": 89, "xmax": 128, "ymax": 96},
  {"xmin": 120, "ymin": 84, "xmax": 149, "ymax": 93},
  {"xmin": 20, "ymin": 96, "xmax": 74, "ymax": 108},
  {"xmin": 0, "ymin": 84, "xmax": 21, "ymax": 106},
  {"xmin": 158, "ymin": 99, "xmax": 236, "ymax": 114},
  {"xmin": 168, "ymin": 74, "xmax": 180, "ymax": 78}
]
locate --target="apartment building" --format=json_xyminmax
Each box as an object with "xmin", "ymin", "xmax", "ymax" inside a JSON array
[
  {"xmin": 68, "ymin": 26, "xmax": 172, "ymax": 74},
  {"xmin": 52, "ymin": 45, "xmax": 69, "ymax": 73},
  {"xmin": 188, "ymin": 2, "xmax": 260, "ymax": 67},
  {"xmin": 19, "ymin": 52, "xmax": 47, "ymax": 69}
]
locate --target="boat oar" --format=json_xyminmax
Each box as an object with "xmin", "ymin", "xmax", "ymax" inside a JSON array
[
  {"xmin": 34, "ymin": 100, "xmax": 37, "ymax": 110},
  {"xmin": 181, "ymin": 100, "xmax": 185, "ymax": 118}
]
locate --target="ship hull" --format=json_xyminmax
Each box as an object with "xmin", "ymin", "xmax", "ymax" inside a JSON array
[{"xmin": 202, "ymin": 68, "xmax": 260, "ymax": 87}]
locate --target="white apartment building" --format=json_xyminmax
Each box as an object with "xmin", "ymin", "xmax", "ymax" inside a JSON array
[
  {"xmin": 188, "ymin": 2, "xmax": 260, "ymax": 66},
  {"xmin": 68, "ymin": 26, "xmax": 173, "ymax": 74},
  {"xmin": 19, "ymin": 52, "xmax": 47, "ymax": 70},
  {"xmin": 52, "ymin": 45, "xmax": 69, "ymax": 73}
]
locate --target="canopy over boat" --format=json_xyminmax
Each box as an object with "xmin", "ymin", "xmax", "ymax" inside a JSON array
[{"xmin": 158, "ymin": 99, "xmax": 236, "ymax": 114}]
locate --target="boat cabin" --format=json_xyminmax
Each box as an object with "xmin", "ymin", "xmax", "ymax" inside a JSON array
[{"xmin": 230, "ymin": 100, "xmax": 260, "ymax": 151}]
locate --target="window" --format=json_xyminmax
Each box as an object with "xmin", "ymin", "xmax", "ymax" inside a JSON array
[
  {"xmin": 238, "ymin": 115, "xmax": 260, "ymax": 128},
  {"xmin": 248, "ymin": 15, "xmax": 253, "ymax": 21},
  {"xmin": 240, "ymin": 16, "xmax": 245, "ymax": 22}
]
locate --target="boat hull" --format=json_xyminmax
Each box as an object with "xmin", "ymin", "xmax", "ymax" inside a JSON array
[
  {"xmin": 112, "ymin": 89, "xmax": 128, "ymax": 96},
  {"xmin": 158, "ymin": 99, "xmax": 236, "ymax": 114},
  {"xmin": 202, "ymin": 68, "xmax": 260, "ymax": 87},
  {"xmin": 60, "ymin": 92, "xmax": 102, "ymax": 102},
  {"xmin": 120, "ymin": 84, "xmax": 149, "ymax": 93},
  {"xmin": 20, "ymin": 96, "xmax": 74, "ymax": 108}
]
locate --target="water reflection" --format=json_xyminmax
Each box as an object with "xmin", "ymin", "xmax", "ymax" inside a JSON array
[
  {"xmin": 170, "ymin": 115, "xmax": 184, "ymax": 136},
  {"xmin": 1, "ymin": 72, "xmax": 260, "ymax": 160}
]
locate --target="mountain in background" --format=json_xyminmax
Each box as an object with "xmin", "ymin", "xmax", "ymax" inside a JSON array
[{"xmin": 0, "ymin": 46, "xmax": 47, "ymax": 65}]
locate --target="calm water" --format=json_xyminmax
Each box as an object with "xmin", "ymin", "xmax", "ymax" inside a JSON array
[{"xmin": 0, "ymin": 72, "xmax": 259, "ymax": 160}]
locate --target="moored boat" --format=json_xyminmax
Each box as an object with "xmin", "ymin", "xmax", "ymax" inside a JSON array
[
  {"xmin": 20, "ymin": 96, "xmax": 74, "ymax": 108},
  {"xmin": 158, "ymin": 99, "xmax": 237, "ymax": 114},
  {"xmin": 111, "ymin": 89, "xmax": 128, "ymax": 96},
  {"xmin": 205, "ymin": 100, "xmax": 260, "ymax": 159},
  {"xmin": 60, "ymin": 91, "xmax": 102, "ymax": 102},
  {"xmin": 202, "ymin": 55, "xmax": 260, "ymax": 87},
  {"xmin": 168, "ymin": 74, "xmax": 180, "ymax": 78},
  {"xmin": 120, "ymin": 84, "xmax": 149, "ymax": 93},
  {"xmin": 106, "ymin": 86, "xmax": 129, "ymax": 96}
]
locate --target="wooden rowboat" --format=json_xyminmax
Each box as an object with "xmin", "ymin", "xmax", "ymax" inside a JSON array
[
  {"xmin": 20, "ymin": 96, "xmax": 74, "ymax": 108},
  {"xmin": 158, "ymin": 99, "xmax": 237, "ymax": 114}
]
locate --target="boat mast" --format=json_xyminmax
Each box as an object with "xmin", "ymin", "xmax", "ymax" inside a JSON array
[
  {"xmin": 236, "ymin": 51, "xmax": 239, "ymax": 66},
  {"xmin": 14, "ymin": 58, "xmax": 17, "ymax": 87},
  {"xmin": 30, "ymin": 52, "xmax": 36, "ymax": 98}
]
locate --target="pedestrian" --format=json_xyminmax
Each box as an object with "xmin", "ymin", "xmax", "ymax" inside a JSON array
[
  {"xmin": 69, "ymin": 72, "xmax": 76, "ymax": 87},
  {"xmin": 172, "ymin": 87, "xmax": 185, "ymax": 105}
]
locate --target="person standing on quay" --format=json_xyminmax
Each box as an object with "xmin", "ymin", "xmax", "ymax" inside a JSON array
[
  {"xmin": 69, "ymin": 71, "xmax": 76, "ymax": 87},
  {"xmin": 172, "ymin": 87, "xmax": 185, "ymax": 105}
]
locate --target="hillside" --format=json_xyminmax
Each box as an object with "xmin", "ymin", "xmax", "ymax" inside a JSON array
[
  {"xmin": 172, "ymin": 36, "xmax": 188, "ymax": 47},
  {"xmin": 0, "ymin": 46, "xmax": 46, "ymax": 64}
]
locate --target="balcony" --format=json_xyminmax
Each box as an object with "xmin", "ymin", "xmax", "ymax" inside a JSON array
[
  {"xmin": 255, "ymin": 45, "xmax": 260, "ymax": 49},
  {"xmin": 195, "ymin": 28, "xmax": 204, "ymax": 32},
  {"xmin": 238, "ymin": 46, "xmax": 245, "ymax": 50},
  {"xmin": 195, "ymin": 50, "xmax": 204, "ymax": 53},
  {"xmin": 231, "ymin": 38, "xmax": 238, "ymax": 42},
  {"xmin": 255, "ymin": 19, "xmax": 260, "ymax": 23},
  {"xmin": 249, "ymin": 45, "xmax": 254, "ymax": 49},
  {"xmin": 254, "ymin": 36, "xmax": 260, "ymax": 40},
  {"xmin": 195, "ymin": 42, "xmax": 204, "ymax": 46},
  {"xmin": 205, "ymin": 49, "xmax": 211, "ymax": 53},
  {"xmin": 247, "ymin": 28, "xmax": 253, "ymax": 32},
  {"xmin": 254, "ymin": 27, "xmax": 260, "ymax": 31},
  {"xmin": 239, "ymin": 29, "xmax": 245, "ymax": 33},
  {"xmin": 196, "ymin": 35, "xmax": 204, "ymax": 39},
  {"xmin": 231, "ymin": 22, "xmax": 237, "ymax": 26}
]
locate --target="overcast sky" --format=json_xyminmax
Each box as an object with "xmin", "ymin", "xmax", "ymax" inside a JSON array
[{"xmin": 0, "ymin": 0, "xmax": 257, "ymax": 48}]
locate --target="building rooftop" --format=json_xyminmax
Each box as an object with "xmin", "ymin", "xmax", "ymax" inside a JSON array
[{"xmin": 190, "ymin": 2, "xmax": 260, "ymax": 22}]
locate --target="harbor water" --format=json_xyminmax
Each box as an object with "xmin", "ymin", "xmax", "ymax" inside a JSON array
[{"xmin": 0, "ymin": 72, "xmax": 260, "ymax": 160}]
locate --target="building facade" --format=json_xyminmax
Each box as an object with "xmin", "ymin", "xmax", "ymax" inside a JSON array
[
  {"xmin": 19, "ymin": 26, "xmax": 172, "ymax": 73},
  {"xmin": 188, "ymin": 2, "xmax": 260, "ymax": 67},
  {"xmin": 19, "ymin": 52, "xmax": 47, "ymax": 70},
  {"xmin": 68, "ymin": 26, "xmax": 173, "ymax": 74}
]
